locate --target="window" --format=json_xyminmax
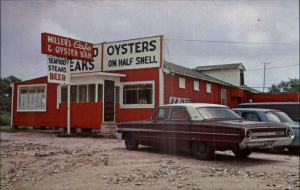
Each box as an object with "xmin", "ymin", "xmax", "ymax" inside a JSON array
[
  {"xmin": 240, "ymin": 70, "xmax": 244, "ymax": 86},
  {"xmin": 170, "ymin": 108, "xmax": 190, "ymax": 120},
  {"xmin": 98, "ymin": 84, "xmax": 103, "ymax": 102},
  {"xmin": 242, "ymin": 112, "xmax": 261, "ymax": 121},
  {"xmin": 153, "ymin": 107, "xmax": 170, "ymax": 120},
  {"xmin": 197, "ymin": 107, "xmax": 240, "ymax": 120},
  {"xmin": 70, "ymin": 85, "xmax": 77, "ymax": 102},
  {"xmin": 206, "ymin": 83, "xmax": 212, "ymax": 93},
  {"xmin": 88, "ymin": 84, "xmax": 95, "ymax": 102},
  {"xmin": 61, "ymin": 86, "xmax": 67, "ymax": 103},
  {"xmin": 78, "ymin": 85, "xmax": 87, "ymax": 102},
  {"xmin": 194, "ymin": 81, "xmax": 200, "ymax": 91},
  {"xmin": 122, "ymin": 81, "xmax": 154, "ymax": 108},
  {"xmin": 18, "ymin": 85, "xmax": 46, "ymax": 111},
  {"xmin": 62, "ymin": 84, "xmax": 97, "ymax": 103},
  {"xmin": 179, "ymin": 77, "xmax": 185, "ymax": 89}
]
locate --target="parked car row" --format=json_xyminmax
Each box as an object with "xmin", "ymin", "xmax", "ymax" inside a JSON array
[{"xmin": 117, "ymin": 103, "xmax": 296, "ymax": 160}]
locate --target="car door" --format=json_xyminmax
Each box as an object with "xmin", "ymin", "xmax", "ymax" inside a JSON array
[
  {"xmin": 164, "ymin": 106, "xmax": 191, "ymax": 152},
  {"xmin": 139, "ymin": 107, "xmax": 171, "ymax": 147}
]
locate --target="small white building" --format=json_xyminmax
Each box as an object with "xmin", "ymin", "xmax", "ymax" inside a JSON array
[{"xmin": 195, "ymin": 63, "xmax": 245, "ymax": 87}]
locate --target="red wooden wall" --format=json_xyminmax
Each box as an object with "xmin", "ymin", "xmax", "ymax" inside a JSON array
[
  {"xmin": 163, "ymin": 73, "xmax": 242, "ymax": 108},
  {"xmin": 12, "ymin": 76, "xmax": 102, "ymax": 129},
  {"xmin": 114, "ymin": 68, "xmax": 160, "ymax": 122},
  {"xmin": 249, "ymin": 92, "xmax": 300, "ymax": 102}
]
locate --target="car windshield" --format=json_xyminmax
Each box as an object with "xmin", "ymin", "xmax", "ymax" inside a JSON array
[
  {"xmin": 268, "ymin": 111, "xmax": 294, "ymax": 123},
  {"xmin": 196, "ymin": 107, "xmax": 241, "ymax": 120}
]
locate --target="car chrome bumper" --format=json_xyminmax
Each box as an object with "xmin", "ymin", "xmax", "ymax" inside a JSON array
[{"xmin": 239, "ymin": 135, "xmax": 294, "ymax": 149}]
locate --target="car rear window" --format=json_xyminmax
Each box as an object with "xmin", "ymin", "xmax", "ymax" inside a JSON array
[{"xmin": 196, "ymin": 107, "xmax": 241, "ymax": 120}]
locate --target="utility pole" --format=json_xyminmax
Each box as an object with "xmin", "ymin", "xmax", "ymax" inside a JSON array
[{"xmin": 262, "ymin": 62, "xmax": 270, "ymax": 93}]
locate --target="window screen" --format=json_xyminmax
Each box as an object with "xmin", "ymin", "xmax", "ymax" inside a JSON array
[
  {"xmin": 88, "ymin": 84, "xmax": 95, "ymax": 102},
  {"xmin": 206, "ymin": 83, "xmax": 212, "ymax": 93},
  {"xmin": 18, "ymin": 85, "xmax": 46, "ymax": 111},
  {"xmin": 78, "ymin": 85, "xmax": 87, "ymax": 102},
  {"xmin": 70, "ymin": 85, "xmax": 77, "ymax": 102},
  {"xmin": 194, "ymin": 81, "xmax": 200, "ymax": 91},
  {"xmin": 61, "ymin": 86, "xmax": 67, "ymax": 103},
  {"xmin": 98, "ymin": 84, "xmax": 103, "ymax": 102}
]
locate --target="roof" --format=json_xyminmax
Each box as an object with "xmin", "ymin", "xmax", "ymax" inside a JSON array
[
  {"xmin": 164, "ymin": 61, "xmax": 234, "ymax": 87},
  {"xmin": 162, "ymin": 103, "xmax": 227, "ymax": 108},
  {"xmin": 240, "ymin": 85, "xmax": 260, "ymax": 93},
  {"xmin": 195, "ymin": 63, "xmax": 245, "ymax": 71},
  {"xmin": 233, "ymin": 108, "xmax": 279, "ymax": 112}
]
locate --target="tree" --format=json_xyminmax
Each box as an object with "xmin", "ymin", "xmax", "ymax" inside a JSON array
[
  {"xmin": 268, "ymin": 78, "xmax": 300, "ymax": 93},
  {"xmin": 0, "ymin": 75, "xmax": 21, "ymax": 113}
]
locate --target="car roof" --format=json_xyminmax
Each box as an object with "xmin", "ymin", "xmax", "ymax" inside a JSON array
[
  {"xmin": 239, "ymin": 102, "xmax": 299, "ymax": 105},
  {"xmin": 162, "ymin": 103, "xmax": 228, "ymax": 108},
  {"xmin": 233, "ymin": 108, "xmax": 280, "ymax": 112}
]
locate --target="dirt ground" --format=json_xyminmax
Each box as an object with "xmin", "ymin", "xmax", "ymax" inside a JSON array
[{"xmin": 0, "ymin": 132, "xmax": 299, "ymax": 190}]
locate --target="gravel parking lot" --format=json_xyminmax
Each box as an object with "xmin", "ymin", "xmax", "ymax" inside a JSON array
[{"xmin": 0, "ymin": 132, "xmax": 299, "ymax": 190}]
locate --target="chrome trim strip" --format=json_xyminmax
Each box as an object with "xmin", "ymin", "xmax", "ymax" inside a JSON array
[
  {"xmin": 248, "ymin": 127, "xmax": 288, "ymax": 130},
  {"xmin": 117, "ymin": 128, "xmax": 240, "ymax": 136}
]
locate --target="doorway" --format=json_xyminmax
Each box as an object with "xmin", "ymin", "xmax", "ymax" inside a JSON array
[{"xmin": 104, "ymin": 80, "xmax": 115, "ymax": 122}]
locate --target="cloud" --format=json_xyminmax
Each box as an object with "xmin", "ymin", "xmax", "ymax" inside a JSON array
[{"xmin": 1, "ymin": 0, "xmax": 299, "ymax": 89}]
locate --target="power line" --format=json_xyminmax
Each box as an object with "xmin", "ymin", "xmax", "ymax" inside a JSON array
[
  {"xmin": 165, "ymin": 38, "xmax": 294, "ymax": 45},
  {"xmin": 247, "ymin": 64, "xmax": 299, "ymax": 71}
]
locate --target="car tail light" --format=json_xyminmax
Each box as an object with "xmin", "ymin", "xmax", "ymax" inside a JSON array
[
  {"xmin": 286, "ymin": 128, "xmax": 293, "ymax": 137},
  {"xmin": 245, "ymin": 130, "xmax": 252, "ymax": 139}
]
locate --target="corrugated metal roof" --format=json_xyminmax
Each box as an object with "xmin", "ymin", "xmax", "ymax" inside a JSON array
[
  {"xmin": 164, "ymin": 61, "xmax": 234, "ymax": 86},
  {"xmin": 195, "ymin": 63, "xmax": 245, "ymax": 71}
]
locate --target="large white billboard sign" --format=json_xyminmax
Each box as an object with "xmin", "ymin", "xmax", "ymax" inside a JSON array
[
  {"xmin": 47, "ymin": 55, "xmax": 70, "ymax": 84},
  {"xmin": 103, "ymin": 36, "xmax": 161, "ymax": 71}
]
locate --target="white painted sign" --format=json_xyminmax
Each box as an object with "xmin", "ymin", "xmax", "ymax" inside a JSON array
[
  {"xmin": 169, "ymin": 96, "xmax": 191, "ymax": 104},
  {"xmin": 70, "ymin": 44, "xmax": 102, "ymax": 74},
  {"xmin": 103, "ymin": 36, "xmax": 162, "ymax": 71},
  {"xmin": 47, "ymin": 55, "xmax": 69, "ymax": 84}
]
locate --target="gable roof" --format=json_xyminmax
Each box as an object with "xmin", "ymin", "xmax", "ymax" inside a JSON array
[
  {"xmin": 195, "ymin": 63, "xmax": 245, "ymax": 71},
  {"xmin": 164, "ymin": 61, "xmax": 234, "ymax": 87}
]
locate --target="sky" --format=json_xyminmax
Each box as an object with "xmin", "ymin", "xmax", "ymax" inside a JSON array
[{"xmin": 1, "ymin": 0, "xmax": 299, "ymax": 91}]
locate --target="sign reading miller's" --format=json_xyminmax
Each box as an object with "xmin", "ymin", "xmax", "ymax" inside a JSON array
[{"xmin": 41, "ymin": 32, "xmax": 94, "ymax": 61}]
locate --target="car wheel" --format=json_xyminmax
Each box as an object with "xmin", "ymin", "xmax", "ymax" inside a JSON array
[
  {"xmin": 192, "ymin": 141, "xmax": 214, "ymax": 160},
  {"xmin": 125, "ymin": 133, "xmax": 138, "ymax": 151},
  {"xmin": 233, "ymin": 149, "xmax": 252, "ymax": 159}
]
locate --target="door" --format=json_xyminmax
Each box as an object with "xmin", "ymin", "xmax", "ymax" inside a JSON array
[{"xmin": 104, "ymin": 80, "xmax": 115, "ymax": 122}]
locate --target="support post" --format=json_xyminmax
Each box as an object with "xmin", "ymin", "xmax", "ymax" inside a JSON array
[
  {"xmin": 67, "ymin": 60, "xmax": 71, "ymax": 135},
  {"xmin": 67, "ymin": 83, "xmax": 70, "ymax": 134}
]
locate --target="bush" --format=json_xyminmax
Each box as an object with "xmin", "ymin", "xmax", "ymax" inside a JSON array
[{"xmin": 0, "ymin": 112, "xmax": 11, "ymax": 126}]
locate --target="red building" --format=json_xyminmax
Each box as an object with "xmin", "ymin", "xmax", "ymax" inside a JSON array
[
  {"xmin": 10, "ymin": 35, "xmax": 299, "ymax": 131},
  {"xmin": 11, "ymin": 60, "xmax": 255, "ymax": 130}
]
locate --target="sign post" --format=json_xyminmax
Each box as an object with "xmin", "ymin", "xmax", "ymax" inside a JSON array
[{"xmin": 67, "ymin": 81, "xmax": 71, "ymax": 135}]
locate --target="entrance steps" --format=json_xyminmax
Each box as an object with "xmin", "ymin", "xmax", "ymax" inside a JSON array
[{"xmin": 100, "ymin": 123, "xmax": 117, "ymax": 138}]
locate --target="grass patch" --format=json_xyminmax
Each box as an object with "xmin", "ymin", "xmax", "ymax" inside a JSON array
[{"xmin": 0, "ymin": 125, "xmax": 33, "ymax": 132}]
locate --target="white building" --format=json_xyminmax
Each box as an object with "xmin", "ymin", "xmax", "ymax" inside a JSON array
[{"xmin": 195, "ymin": 63, "xmax": 245, "ymax": 87}]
